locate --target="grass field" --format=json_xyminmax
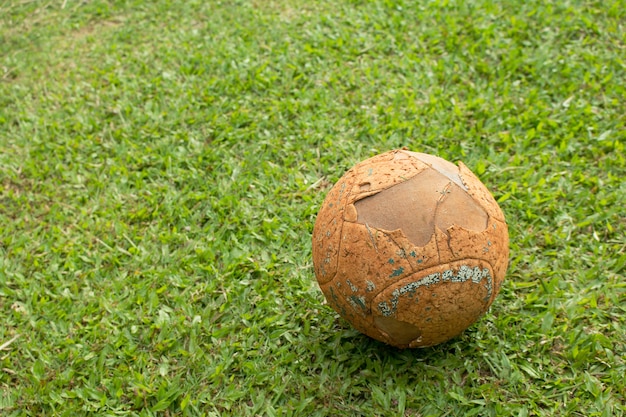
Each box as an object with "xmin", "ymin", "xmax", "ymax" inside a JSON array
[{"xmin": 1, "ymin": 0, "xmax": 625, "ymax": 416}]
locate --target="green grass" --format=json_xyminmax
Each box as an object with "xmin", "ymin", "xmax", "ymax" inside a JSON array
[{"xmin": 1, "ymin": 0, "xmax": 625, "ymax": 415}]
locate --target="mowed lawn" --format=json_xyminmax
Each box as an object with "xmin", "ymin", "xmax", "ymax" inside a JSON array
[{"xmin": 1, "ymin": 0, "xmax": 625, "ymax": 416}]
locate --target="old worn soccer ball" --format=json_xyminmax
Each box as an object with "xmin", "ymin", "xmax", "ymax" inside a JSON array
[{"xmin": 312, "ymin": 149, "xmax": 509, "ymax": 348}]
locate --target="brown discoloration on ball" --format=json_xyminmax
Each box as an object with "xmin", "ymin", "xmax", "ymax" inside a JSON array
[
  {"xmin": 312, "ymin": 149, "xmax": 509, "ymax": 348},
  {"xmin": 355, "ymin": 167, "xmax": 488, "ymax": 247}
]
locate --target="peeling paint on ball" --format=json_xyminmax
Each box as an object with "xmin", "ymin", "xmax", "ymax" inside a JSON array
[{"xmin": 312, "ymin": 149, "xmax": 509, "ymax": 348}]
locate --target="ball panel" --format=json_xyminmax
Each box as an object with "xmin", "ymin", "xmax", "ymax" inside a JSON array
[
  {"xmin": 486, "ymin": 219, "xmax": 509, "ymax": 297},
  {"xmin": 435, "ymin": 217, "xmax": 508, "ymax": 300},
  {"xmin": 372, "ymin": 260, "xmax": 495, "ymax": 347},
  {"xmin": 457, "ymin": 161, "xmax": 507, "ymax": 223},
  {"xmin": 319, "ymin": 221, "xmax": 415, "ymax": 328},
  {"xmin": 404, "ymin": 151, "xmax": 467, "ymax": 190},
  {"xmin": 336, "ymin": 222, "xmax": 415, "ymax": 290},
  {"xmin": 312, "ymin": 178, "xmax": 349, "ymax": 284},
  {"xmin": 433, "ymin": 179, "xmax": 489, "ymax": 234},
  {"xmin": 373, "ymin": 316, "xmax": 422, "ymax": 346}
]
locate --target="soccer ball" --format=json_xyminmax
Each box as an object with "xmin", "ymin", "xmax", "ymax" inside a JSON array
[{"xmin": 312, "ymin": 149, "xmax": 509, "ymax": 348}]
